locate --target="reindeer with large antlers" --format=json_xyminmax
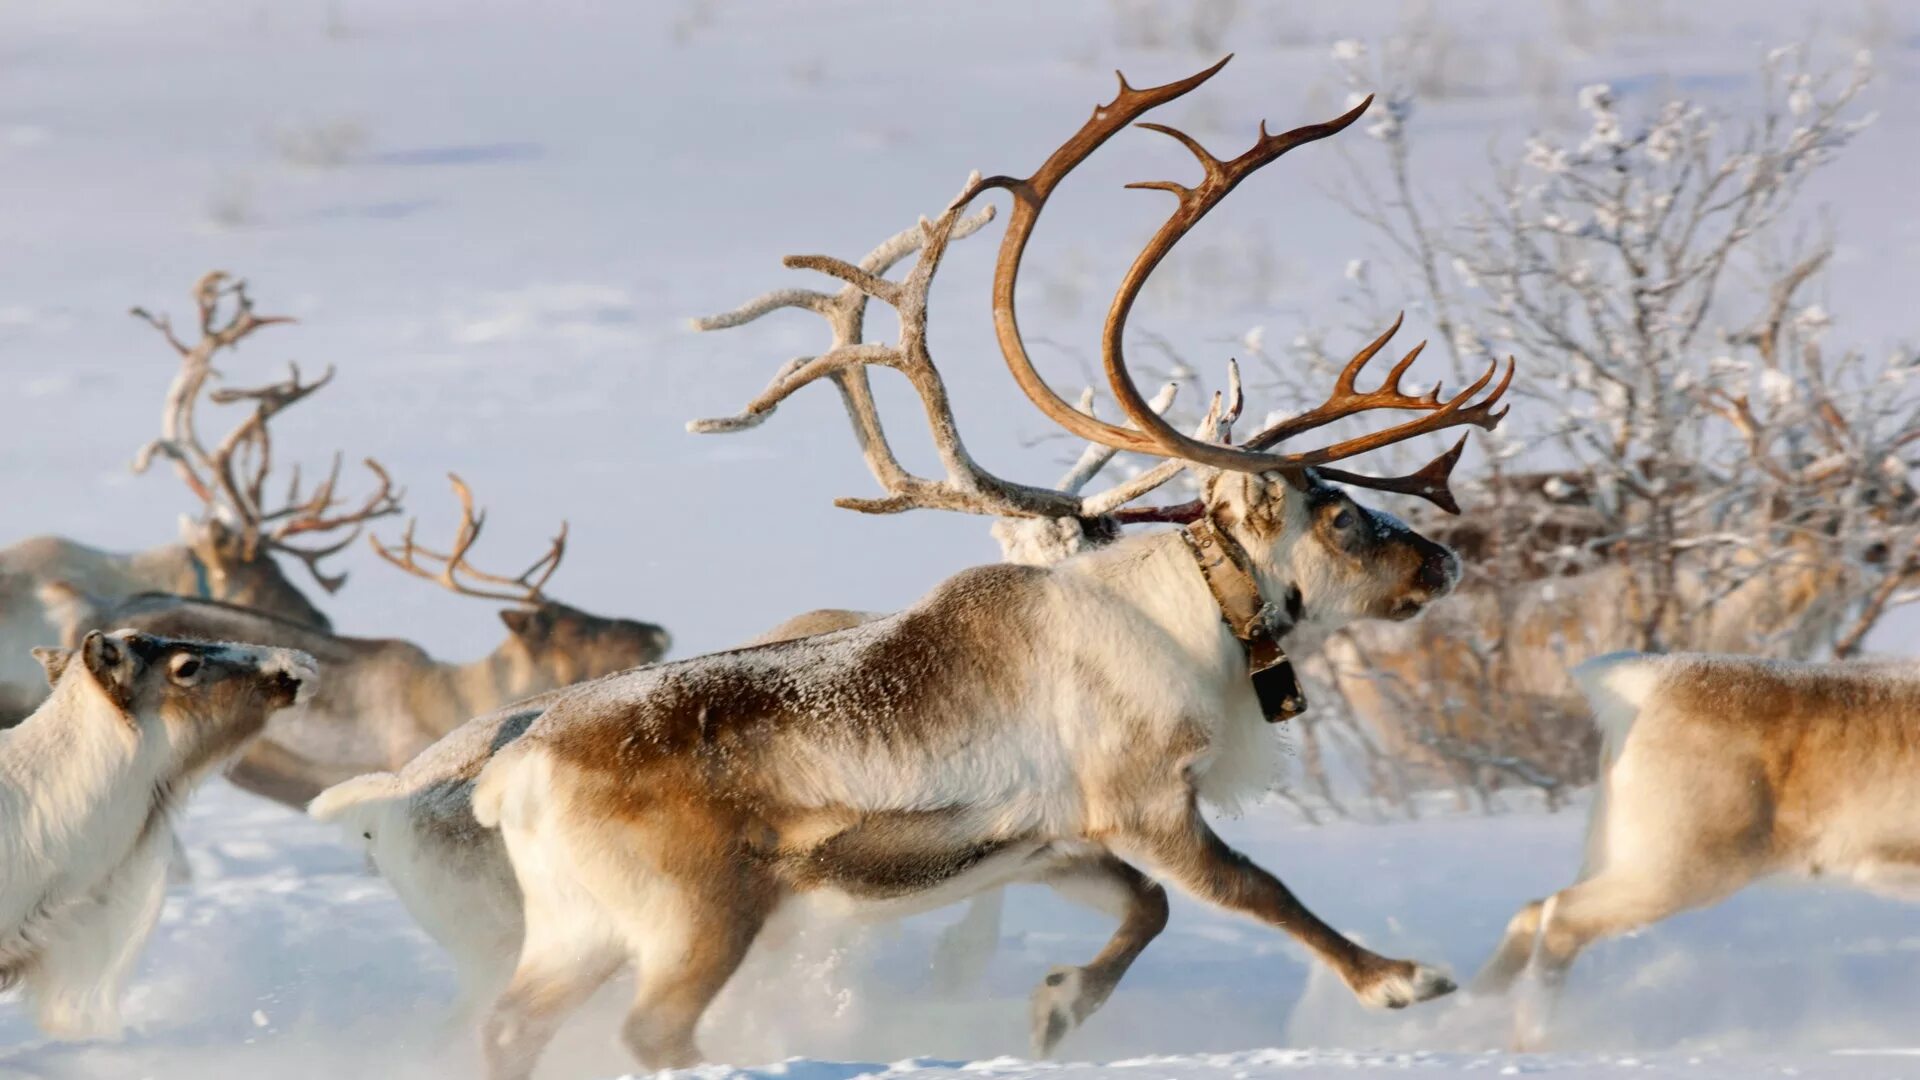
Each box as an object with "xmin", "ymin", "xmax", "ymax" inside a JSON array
[
  {"xmin": 307, "ymin": 212, "xmax": 1234, "ymax": 1018},
  {"xmin": 445, "ymin": 60, "xmax": 1511, "ymax": 1078},
  {"xmin": 0, "ymin": 272, "xmax": 399, "ymax": 725},
  {"xmin": 59, "ymin": 476, "xmax": 670, "ymax": 808}
]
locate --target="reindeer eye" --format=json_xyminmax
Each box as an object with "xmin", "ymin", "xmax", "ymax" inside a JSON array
[{"xmin": 171, "ymin": 656, "xmax": 202, "ymax": 680}]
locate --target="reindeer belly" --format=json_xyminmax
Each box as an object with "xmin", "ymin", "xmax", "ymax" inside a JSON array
[{"xmin": 773, "ymin": 808, "xmax": 1063, "ymax": 920}]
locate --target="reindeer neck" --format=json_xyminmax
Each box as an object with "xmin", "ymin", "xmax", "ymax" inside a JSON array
[
  {"xmin": 1060, "ymin": 529, "xmax": 1250, "ymax": 676},
  {"xmin": 1070, "ymin": 526, "xmax": 1310, "ymax": 722},
  {"xmin": 1, "ymin": 675, "xmax": 152, "ymax": 840}
]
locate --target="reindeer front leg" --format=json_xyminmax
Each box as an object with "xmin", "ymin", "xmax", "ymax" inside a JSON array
[{"xmin": 1109, "ymin": 794, "xmax": 1454, "ymax": 1010}]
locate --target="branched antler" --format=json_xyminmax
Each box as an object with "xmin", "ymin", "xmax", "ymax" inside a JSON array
[
  {"xmin": 693, "ymin": 59, "xmax": 1511, "ymax": 546},
  {"xmin": 129, "ymin": 272, "xmax": 401, "ymax": 591},
  {"xmin": 957, "ymin": 58, "xmax": 1514, "ymax": 513},
  {"xmin": 689, "ymin": 180, "xmax": 1202, "ymax": 524},
  {"xmin": 369, "ymin": 475, "xmax": 566, "ymax": 606}
]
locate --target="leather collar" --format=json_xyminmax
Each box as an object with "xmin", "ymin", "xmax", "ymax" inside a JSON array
[{"xmin": 1179, "ymin": 517, "xmax": 1308, "ymax": 721}]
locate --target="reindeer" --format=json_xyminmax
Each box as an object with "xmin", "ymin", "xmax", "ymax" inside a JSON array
[
  {"xmin": 1469, "ymin": 650, "xmax": 1920, "ymax": 1048},
  {"xmin": 308, "ymin": 190, "xmax": 1232, "ymax": 1017},
  {"xmin": 0, "ymin": 272, "xmax": 398, "ymax": 725},
  {"xmin": 0, "ymin": 629, "xmax": 316, "ymax": 1038},
  {"xmin": 445, "ymin": 61, "xmax": 1514, "ymax": 1078},
  {"xmin": 1315, "ymin": 252, "xmax": 1920, "ymax": 795},
  {"xmin": 60, "ymin": 477, "xmax": 670, "ymax": 810}
]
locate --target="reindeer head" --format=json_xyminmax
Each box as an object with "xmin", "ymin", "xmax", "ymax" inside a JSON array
[
  {"xmin": 1200, "ymin": 470, "xmax": 1459, "ymax": 635},
  {"xmin": 372, "ymin": 475, "xmax": 673, "ymax": 693},
  {"xmin": 498, "ymin": 603, "xmax": 673, "ymax": 686},
  {"xmin": 689, "ymin": 59, "xmax": 1508, "ymax": 645},
  {"xmin": 132, "ymin": 272, "xmax": 403, "ymax": 629},
  {"xmin": 35, "ymin": 629, "xmax": 315, "ymax": 773},
  {"xmin": 179, "ymin": 517, "xmax": 333, "ymax": 630}
]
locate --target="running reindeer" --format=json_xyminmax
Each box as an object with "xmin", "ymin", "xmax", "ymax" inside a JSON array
[
  {"xmin": 1472, "ymin": 651, "xmax": 1920, "ymax": 1049},
  {"xmin": 1, "ymin": 629, "xmax": 317, "ymax": 1037},
  {"xmin": 455, "ymin": 59, "xmax": 1512, "ymax": 1078},
  {"xmin": 63, "ymin": 476, "xmax": 670, "ymax": 808},
  {"xmin": 0, "ymin": 272, "xmax": 397, "ymax": 724},
  {"xmin": 309, "ymin": 205, "xmax": 1220, "ymax": 1017}
]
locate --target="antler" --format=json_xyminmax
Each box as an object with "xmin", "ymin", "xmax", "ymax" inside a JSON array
[
  {"xmin": 369, "ymin": 475, "xmax": 567, "ymax": 606},
  {"xmin": 130, "ymin": 272, "xmax": 402, "ymax": 591},
  {"xmin": 688, "ymin": 182, "xmax": 1203, "ymax": 522},
  {"xmin": 959, "ymin": 58, "xmax": 1513, "ymax": 513},
  {"xmin": 131, "ymin": 271, "xmax": 293, "ymax": 504}
]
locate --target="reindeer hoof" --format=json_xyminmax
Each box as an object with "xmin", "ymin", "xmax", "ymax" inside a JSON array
[
  {"xmin": 1029, "ymin": 965, "xmax": 1087, "ymax": 1058},
  {"xmin": 1356, "ymin": 961, "xmax": 1456, "ymax": 1010}
]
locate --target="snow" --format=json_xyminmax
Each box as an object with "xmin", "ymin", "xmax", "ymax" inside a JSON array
[
  {"xmin": 3, "ymin": 1, "xmax": 1920, "ymax": 1077},
  {"xmin": 9, "ymin": 782, "xmax": 1920, "ymax": 1078}
]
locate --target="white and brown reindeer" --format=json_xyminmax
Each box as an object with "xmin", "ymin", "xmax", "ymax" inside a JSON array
[
  {"xmin": 64, "ymin": 477, "xmax": 671, "ymax": 810},
  {"xmin": 448, "ymin": 60, "xmax": 1515, "ymax": 1078},
  {"xmin": 308, "ymin": 205, "xmax": 1220, "ymax": 1017},
  {"xmin": 1470, "ymin": 650, "xmax": 1920, "ymax": 1048},
  {"xmin": 0, "ymin": 271, "xmax": 398, "ymax": 725},
  {"xmin": 0, "ymin": 628, "xmax": 317, "ymax": 1037}
]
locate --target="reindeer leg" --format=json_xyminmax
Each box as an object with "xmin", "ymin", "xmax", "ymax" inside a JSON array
[
  {"xmin": 617, "ymin": 877, "xmax": 772, "ymax": 1070},
  {"xmin": 1028, "ymin": 855, "xmax": 1169, "ymax": 1058},
  {"xmin": 1113, "ymin": 795, "xmax": 1453, "ymax": 1010},
  {"xmin": 1470, "ymin": 898, "xmax": 1547, "ymax": 996},
  {"xmin": 930, "ymin": 890, "xmax": 1006, "ymax": 995},
  {"xmin": 1849, "ymin": 845, "xmax": 1920, "ymax": 902},
  {"xmin": 482, "ymin": 820, "xmax": 624, "ymax": 1080}
]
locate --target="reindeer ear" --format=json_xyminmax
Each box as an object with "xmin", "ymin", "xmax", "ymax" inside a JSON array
[
  {"xmin": 503, "ymin": 607, "xmax": 549, "ymax": 638},
  {"xmin": 31, "ymin": 647, "xmax": 74, "ymax": 688},
  {"xmin": 81, "ymin": 631, "xmax": 144, "ymax": 715}
]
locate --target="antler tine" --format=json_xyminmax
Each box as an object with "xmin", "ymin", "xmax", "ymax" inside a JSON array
[
  {"xmin": 1316, "ymin": 434, "xmax": 1473, "ymax": 515},
  {"xmin": 369, "ymin": 474, "xmax": 565, "ymax": 606},
  {"xmin": 272, "ymin": 532, "xmax": 355, "ymax": 595},
  {"xmin": 957, "ymin": 69, "xmax": 1506, "ymax": 512},
  {"xmin": 1073, "ymin": 86, "xmax": 1511, "ymax": 512},
  {"xmin": 270, "ymin": 455, "xmax": 403, "ymax": 538},
  {"xmin": 130, "ymin": 273, "xmax": 294, "ymax": 513},
  {"xmin": 689, "ymin": 178, "xmax": 1101, "ymax": 522},
  {"xmin": 204, "ymin": 363, "xmax": 336, "ymax": 545},
  {"xmin": 1081, "ymin": 362, "xmax": 1243, "ymax": 521},
  {"xmin": 258, "ymin": 458, "xmax": 402, "ymax": 594},
  {"xmin": 1055, "ymin": 382, "xmax": 1179, "ymax": 495},
  {"xmin": 956, "ymin": 56, "xmax": 1232, "ymax": 457},
  {"xmin": 1104, "ymin": 95, "xmax": 1369, "ymax": 449}
]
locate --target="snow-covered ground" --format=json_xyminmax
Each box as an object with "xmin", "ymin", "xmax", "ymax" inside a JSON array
[
  {"xmin": 10, "ymin": 782, "xmax": 1920, "ymax": 1079},
  {"xmin": 3, "ymin": 1, "xmax": 1919, "ymax": 1077}
]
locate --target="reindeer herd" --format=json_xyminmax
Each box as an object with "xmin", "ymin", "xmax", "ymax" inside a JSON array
[{"xmin": 2, "ymin": 58, "xmax": 1916, "ymax": 1076}]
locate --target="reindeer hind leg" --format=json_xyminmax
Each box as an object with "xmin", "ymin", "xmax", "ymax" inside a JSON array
[
  {"xmin": 483, "ymin": 788, "xmax": 624, "ymax": 1080},
  {"xmin": 1470, "ymin": 898, "xmax": 1547, "ymax": 997},
  {"xmin": 1514, "ymin": 865, "xmax": 1746, "ymax": 1051},
  {"xmin": 615, "ymin": 872, "xmax": 774, "ymax": 1071}
]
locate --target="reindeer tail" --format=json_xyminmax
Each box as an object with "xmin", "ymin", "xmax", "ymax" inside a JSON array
[
  {"xmin": 309, "ymin": 771, "xmax": 405, "ymax": 840},
  {"xmin": 470, "ymin": 740, "xmax": 551, "ymax": 832}
]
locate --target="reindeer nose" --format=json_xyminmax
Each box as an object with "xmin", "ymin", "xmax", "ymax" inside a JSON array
[
  {"xmin": 1417, "ymin": 548, "xmax": 1460, "ymax": 595},
  {"xmin": 275, "ymin": 671, "xmax": 302, "ymax": 697}
]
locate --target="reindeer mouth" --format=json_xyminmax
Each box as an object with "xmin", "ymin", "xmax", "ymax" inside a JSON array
[{"xmin": 1385, "ymin": 595, "xmax": 1432, "ymax": 621}]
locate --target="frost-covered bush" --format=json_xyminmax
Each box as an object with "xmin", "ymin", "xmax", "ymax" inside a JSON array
[{"xmin": 1274, "ymin": 44, "xmax": 1919, "ymax": 815}]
